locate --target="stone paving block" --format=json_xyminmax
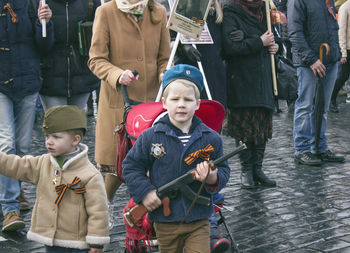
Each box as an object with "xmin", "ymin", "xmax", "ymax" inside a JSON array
[{"xmin": 0, "ymin": 101, "xmax": 350, "ymax": 252}]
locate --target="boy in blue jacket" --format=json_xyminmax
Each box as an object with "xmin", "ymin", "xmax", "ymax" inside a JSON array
[{"xmin": 122, "ymin": 64, "xmax": 230, "ymax": 253}]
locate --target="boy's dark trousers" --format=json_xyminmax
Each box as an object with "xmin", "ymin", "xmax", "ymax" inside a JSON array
[{"xmin": 154, "ymin": 219, "xmax": 210, "ymax": 253}]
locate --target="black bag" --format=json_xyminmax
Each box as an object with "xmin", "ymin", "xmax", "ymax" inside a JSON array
[{"xmin": 276, "ymin": 56, "xmax": 298, "ymax": 101}]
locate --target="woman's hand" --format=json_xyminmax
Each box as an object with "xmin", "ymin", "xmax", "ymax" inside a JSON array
[
  {"xmin": 341, "ymin": 57, "xmax": 347, "ymax": 64},
  {"xmin": 268, "ymin": 43, "xmax": 279, "ymax": 55},
  {"xmin": 38, "ymin": 1, "xmax": 52, "ymax": 24},
  {"xmin": 260, "ymin": 31, "xmax": 275, "ymax": 47},
  {"xmin": 142, "ymin": 190, "xmax": 162, "ymax": 212},
  {"xmin": 119, "ymin": 70, "xmax": 139, "ymax": 86}
]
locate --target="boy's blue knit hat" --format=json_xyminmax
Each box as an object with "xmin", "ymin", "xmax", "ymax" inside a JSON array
[{"xmin": 161, "ymin": 64, "xmax": 204, "ymax": 92}]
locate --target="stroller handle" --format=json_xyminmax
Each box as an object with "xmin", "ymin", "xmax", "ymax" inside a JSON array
[{"xmin": 121, "ymin": 70, "xmax": 142, "ymax": 109}]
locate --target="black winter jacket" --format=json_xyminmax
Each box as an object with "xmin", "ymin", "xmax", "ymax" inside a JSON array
[
  {"xmin": 222, "ymin": 1, "xmax": 274, "ymax": 110},
  {"xmin": 287, "ymin": 0, "xmax": 340, "ymax": 67},
  {"xmin": 39, "ymin": 0, "xmax": 99, "ymax": 97}
]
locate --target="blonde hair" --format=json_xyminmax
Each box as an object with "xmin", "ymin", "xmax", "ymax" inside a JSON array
[
  {"xmin": 162, "ymin": 79, "xmax": 201, "ymax": 100},
  {"xmin": 214, "ymin": 0, "xmax": 223, "ymax": 24}
]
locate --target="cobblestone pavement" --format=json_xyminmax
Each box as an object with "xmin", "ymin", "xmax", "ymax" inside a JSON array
[{"xmin": 0, "ymin": 98, "xmax": 349, "ymax": 253}]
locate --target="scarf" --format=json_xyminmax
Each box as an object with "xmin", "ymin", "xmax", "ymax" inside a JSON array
[
  {"xmin": 123, "ymin": 197, "xmax": 154, "ymax": 252},
  {"xmin": 234, "ymin": 0, "xmax": 263, "ymax": 21},
  {"xmin": 115, "ymin": 0, "xmax": 149, "ymax": 16}
]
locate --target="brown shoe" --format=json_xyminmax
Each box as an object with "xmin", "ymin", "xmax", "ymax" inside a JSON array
[
  {"xmin": 19, "ymin": 190, "xmax": 30, "ymax": 211},
  {"xmin": 2, "ymin": 211, "xmax": 25, "ymax": 232}
]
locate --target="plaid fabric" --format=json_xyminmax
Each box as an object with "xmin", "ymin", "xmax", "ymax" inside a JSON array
[
  {"xmin": 123, "ymin": 198, "xmax": 154, "ymax": 252},
  {"xmin": 227, "ymin": 107, "xmax": 273, "ymax": 145}
]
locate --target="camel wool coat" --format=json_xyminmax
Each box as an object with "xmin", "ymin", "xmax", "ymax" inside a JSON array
[{"xmin": 88, "ymin": 0, "xmax": 171, "ymax": 165}]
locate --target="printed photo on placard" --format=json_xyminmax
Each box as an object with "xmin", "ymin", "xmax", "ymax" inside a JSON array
[{"xmin": 167, "ymin": 0, "xmax": 211, "ymax": 39}]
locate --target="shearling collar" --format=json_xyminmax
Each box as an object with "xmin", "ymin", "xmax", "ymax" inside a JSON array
[{"xmin": 50, "ymin": 143, "xmax": 88, "ymax": 171}]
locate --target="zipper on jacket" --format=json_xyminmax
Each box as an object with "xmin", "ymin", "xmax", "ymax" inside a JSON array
[{"xmin": 66, "ymin": 1, "xmax": 71, "ymax": 98}]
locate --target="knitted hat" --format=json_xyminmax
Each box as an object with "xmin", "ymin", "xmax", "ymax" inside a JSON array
[
  {"xmin": 42, "ymin": 105, "xmax": 87, "ymax": 135},
  {"xmin": 161, "ymin": 64, "xmax": 204, "ymax": 92}
]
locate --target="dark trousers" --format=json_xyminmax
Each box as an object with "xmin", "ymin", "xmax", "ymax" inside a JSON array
[
  {"xmin": 45, "ymin": 246, "xmax": 89, "ymax": 253},
  {"xmin": 331, "ymin": 53, "xmax": 350, "ymax": 102}
]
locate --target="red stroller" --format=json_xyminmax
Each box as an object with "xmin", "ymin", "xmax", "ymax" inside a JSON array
[{"xmin": 116, "ymin": 85, "xmax": 239, "ymax": 253}]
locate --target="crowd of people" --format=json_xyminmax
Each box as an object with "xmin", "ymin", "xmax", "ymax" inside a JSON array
[{"xmin": 0, "ymin": 0, "xmax": 347, "ymax": 252}]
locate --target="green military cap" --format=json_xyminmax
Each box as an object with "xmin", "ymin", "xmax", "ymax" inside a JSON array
[{"xmin": 42, "ymin": 105, "xmax": 87, "ymax": 135}]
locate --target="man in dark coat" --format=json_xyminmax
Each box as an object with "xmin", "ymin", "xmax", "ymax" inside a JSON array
[
  {"xmin": 288, "ymin": 0, "xmax": 345, "ymax": 165},
  {"xmin": 0, "ymin": 0, "xmax": 53, "ymax": 232}
]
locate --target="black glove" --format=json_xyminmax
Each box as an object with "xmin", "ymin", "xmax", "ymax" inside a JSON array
[
  {"xmin": 182, "ymin": 44, "xmax": 202, "ymax": 62},
  {"xmin": 229, "ymin": 30, "xmax": 244, "ymax": 42}
]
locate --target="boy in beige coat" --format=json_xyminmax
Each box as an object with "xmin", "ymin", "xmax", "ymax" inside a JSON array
[{"xmin": 0, "ymin": 105, "xmax": 110, "ymax": 253}]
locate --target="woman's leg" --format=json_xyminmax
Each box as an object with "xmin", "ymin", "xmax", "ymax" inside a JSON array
[
  {"xmin": 238, "ymin": 141, "xmax": 256, "ymax": 189},
  {"xmin": 252, "ymin": 142, "xmax": 276, "ymax": 187}
]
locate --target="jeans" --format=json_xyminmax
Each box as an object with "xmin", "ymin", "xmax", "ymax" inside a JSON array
[
  {"xmin": 45, "ymin": 246, "xmax": 89, "ymax": 253},
  {"xmin": 293, "ymin": 63, "xmax": 338, "ymax": 154},
  {"xmin": 40, "ymin": 93, "xmax": 90, "ymax": 112},
  {"xmin": 0, "ymin": 92, "xmax": 37, "ymax": 215}
]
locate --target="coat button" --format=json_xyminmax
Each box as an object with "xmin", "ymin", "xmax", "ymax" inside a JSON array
[{"xmin": 137, "ymin": 56, "xmax": 143, "ymax": 61}]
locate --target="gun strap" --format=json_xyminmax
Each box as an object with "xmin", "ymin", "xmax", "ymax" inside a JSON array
[{"xmin": 180, "ymin": 163, "xmax": 211, "ymax": 223}]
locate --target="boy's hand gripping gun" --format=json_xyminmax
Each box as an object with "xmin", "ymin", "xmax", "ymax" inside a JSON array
[{"xmin": 124, "ymin": 143, "xmax": 247, "ymax": 227}]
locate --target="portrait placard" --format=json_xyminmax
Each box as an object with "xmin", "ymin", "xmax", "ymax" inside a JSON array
[
  {"xmin": 180, "ymin": 23, "xmax": 213, "ymax": 44},
  {"xmin": 167, "ymin": 0, "xmax": 211, "ymax": 39}
]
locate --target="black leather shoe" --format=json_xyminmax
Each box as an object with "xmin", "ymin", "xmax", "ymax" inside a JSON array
[
  {"xmin": 210, "ymin": 237, "xmax": 231, "ymax": 253},
  {"xmin": 295, "ymin": 152, "xmax": 323, "ymax": 166},
  {"xmin": 329, "ymin": 101, "xmax": 339, "ymax": 113},
  {"xmin": 318, "ymin": 150, "xmax": 345, "ymax": 163},
  {"xmin": 253, "ymin": 168, "xmax": 277, "ymax": 187},
  {"xmin": 241, "ymin": 171, "xmax": 256, "ymax": 189}
]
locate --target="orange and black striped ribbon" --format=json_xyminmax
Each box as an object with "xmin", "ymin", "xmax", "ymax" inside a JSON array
[
  {"xmin": 184, "ymin": 144, "xmax": 215, "ymax": 165},
  {"xmin": 55, "ymin": 176, "xmax": 86, "ymax": 207}
]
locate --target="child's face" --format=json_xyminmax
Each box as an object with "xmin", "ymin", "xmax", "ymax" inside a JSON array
[
  {"xmin": 45, "ymin": 131, "xmax": 80, "ymax": 157},
  {"xmin": 162, "ymin": 81, "xmax": 200, "ymax": 132}
]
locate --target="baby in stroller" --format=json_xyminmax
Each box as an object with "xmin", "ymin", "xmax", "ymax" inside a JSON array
[{"xmin": 122, "ymin": 64, "xmax": 231, "ymax": 253}]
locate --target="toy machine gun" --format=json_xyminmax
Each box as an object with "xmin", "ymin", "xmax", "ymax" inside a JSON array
[{"xmin": 124, "ymin": 143, "xmax": 247, "ymax": 227}]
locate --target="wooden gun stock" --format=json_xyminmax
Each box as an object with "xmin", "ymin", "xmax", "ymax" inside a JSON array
[{"xmin": 124, "ymin": 197, "xmax": 170, "ymax": 227}]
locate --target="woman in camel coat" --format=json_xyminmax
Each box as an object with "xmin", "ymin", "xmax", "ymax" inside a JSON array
[{"xmin": 88, "ymin": 0, "xmax": 170, "ymax": 200}]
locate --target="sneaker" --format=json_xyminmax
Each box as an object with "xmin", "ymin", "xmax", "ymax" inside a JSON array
[
  {"xmin": 210, "ymin": 237, "xmax": 231, "ymax": 253},
  {"xmin": 295, "ymin": 152, "xmax": 323, "ymax": 166},
  {"xmin": 19, "ymin": 190, "xmax": 30, "ymax": 211},
  {"xmin": 317, "ymin": 150, "xmax": 345, "ymax": 163},
  {"xmin": 2, "ymin": 211, "xmax": 25, "ymax": 232},
  {"xmin": 329, "ymin": 101, "xmax": 339, "ymax": 113},
  {"xmin": 346, "ymin": 94, "xmax": 350, "ymax": 103}
]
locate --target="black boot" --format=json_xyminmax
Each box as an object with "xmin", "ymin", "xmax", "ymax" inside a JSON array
[
  {"xmin": 238, "ymin": 142, "xmax": 256, "ymax": 189},
  {"xmin": 241, "ymin": 170, "xmax": 256, "ymax": 189},
  {"xmin": 253, "ymin": 143, "xmax": 276, "ymax": 187}
]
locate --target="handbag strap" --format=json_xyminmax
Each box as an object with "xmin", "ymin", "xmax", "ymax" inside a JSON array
[{"xmin": 88, "ymin": 0, "xmax": 94, "ymax": 21}]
